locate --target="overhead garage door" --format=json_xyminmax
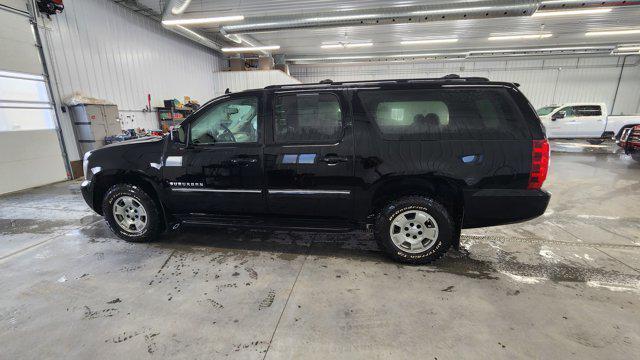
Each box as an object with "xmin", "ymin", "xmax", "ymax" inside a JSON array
[{"xmin": 0, "ymin": 1, "xmax": 68, "ymax": 195}]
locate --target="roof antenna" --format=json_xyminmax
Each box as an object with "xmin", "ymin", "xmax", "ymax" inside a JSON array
[{"xmin": 225, "ymin": 88, "xmax": 231, "ymax": 94}]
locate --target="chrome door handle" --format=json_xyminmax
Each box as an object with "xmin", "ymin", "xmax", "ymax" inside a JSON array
[
  {"xmin": 321, "ymin": 155, "xmax": 349, "ymax": 165},
  {"xmin": 230, "ymin": 157, "xmax": 258, "ymax": 164}
]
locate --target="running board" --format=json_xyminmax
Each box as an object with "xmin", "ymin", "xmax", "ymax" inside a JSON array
[{"xmin": 177, "ymin": 214, "xmax": 356, "ymax": 232}]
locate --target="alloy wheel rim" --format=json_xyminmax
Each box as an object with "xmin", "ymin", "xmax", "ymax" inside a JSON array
[
  {"xmin": 389, "ymin": 209, "xmax": 439, "ymax": 253},
  {"xmin": 112, "ymin": 196, "xmax": 148, "ymax": 234}
]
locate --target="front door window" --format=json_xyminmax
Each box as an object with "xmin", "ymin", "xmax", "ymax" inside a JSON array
[{"xmin": 190, "ymin": 97, "xmax": 259, "ymax": 145}]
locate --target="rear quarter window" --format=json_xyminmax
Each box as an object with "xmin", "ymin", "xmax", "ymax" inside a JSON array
[{"xmin": 357, "ymin": 88, "xmax": 529, "ymax": 140}]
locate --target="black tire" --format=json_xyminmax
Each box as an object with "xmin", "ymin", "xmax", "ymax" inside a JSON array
[
  {"xmin": 587, "ymin": 139, "xmax": 605, "ymax": 145},
  {"xmin": 102, "ymin": 184, "xmax": 161, "ymax": 242},
  {"xmin": 374, "ymin": 196, "xmax": 453, "ymax": 265}
]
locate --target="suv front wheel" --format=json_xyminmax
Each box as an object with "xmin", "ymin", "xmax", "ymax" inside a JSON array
[
  {"xmin": 375, "ymin": 196, "xmax": 453, "ymax": 264},
  {"xmin": 102, "ymin": 184, "xmax": 161, "ymax": 242}
]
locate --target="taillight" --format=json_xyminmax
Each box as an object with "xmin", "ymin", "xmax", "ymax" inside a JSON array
[{"xmin": 528, "ymin": 139, "xmax": 550, "ymax": 190}]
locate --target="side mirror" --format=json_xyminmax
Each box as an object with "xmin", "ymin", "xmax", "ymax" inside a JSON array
[
  {"xmin": 170, "ymin": 126, "xmax": 185, "ymax": 144},
  {"xmin": 552, "ymin": 111, "xmax": 565, "ymax": 121}
]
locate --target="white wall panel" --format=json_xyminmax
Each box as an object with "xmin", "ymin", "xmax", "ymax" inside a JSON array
[
  {"xmin": 0, "ymin": 6, "xmax": 68, "ymax": 195},
  {"xmin": 0, "ymin": 0, "xmax": 28, "ymax": 12},
  {"xmin": 39, "ymin": 0, "xmax": 226, "ymax": 159},
  {"xmin": 611, "ymin": 59, "xmax": 640, "ymax": 115},
  {"xmin": 211, "ymin": 70, "xmax": 301, "ymax": 97},
  {"xmin": 0, "ymin": 10, "xmax": 42, "ymax": 74},
  {"xmin": 290, "ymin": 55, "xmax": 640, "ymax": 114},
  {"xmin": 0, "ymin": 130, "xmax": 67, "ymax": 195}
]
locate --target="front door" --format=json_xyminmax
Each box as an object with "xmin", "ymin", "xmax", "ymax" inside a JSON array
[
  {"xmin": 163, "ymin": 94, "xmax": 265, "ymax": 216},
  {"xmin": 264, "ymin": 90, "xmax": 355, "ymax": 220},
  {"xmin": 548, "ymin": 106, "xmax": 577, "ymax": 138}
]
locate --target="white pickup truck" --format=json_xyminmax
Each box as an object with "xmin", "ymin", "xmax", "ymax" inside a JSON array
[{"xmin": 536, "ymin": 103, "xmax": 640, "ymax": 144}]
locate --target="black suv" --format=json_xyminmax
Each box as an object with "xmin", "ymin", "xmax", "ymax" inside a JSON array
[{"xmin": 81, "ymin": 75, "xmax": 550, "ymax": 264}]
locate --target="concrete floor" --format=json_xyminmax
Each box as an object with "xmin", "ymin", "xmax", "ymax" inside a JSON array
[{"xmin": 1, "ymin": 139, "xmax": 639, "ymax": 359}]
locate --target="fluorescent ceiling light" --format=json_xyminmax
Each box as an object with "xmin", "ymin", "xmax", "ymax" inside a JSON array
[
  {"xmin": 345, "ymin": 42, "xmax": 373, "ymax": 48},
  {"xmin": 586, "ymin": 29, "xmax": 640, "ymax": 36},
  {"xmin": 321, "ymin": 43, "xmax": 373, "ymax": 49},
  {"xmin": 221, "ymin": 45, "xmax": 280, "ymax": 52},
  {"xmin": 401, "ymin": 38, "xmax": 459, "ymax": 45},
  {"xmin": 321, "ymin": 44, "xmax": 344, "ymax": 49},
  {"xmin": 488, "ymin": 34, "xmax": 553, "ymax": 41},
  {"xmin": 289, "ymin": 52, "xmax": 465, "ymax": 61},
  {"xmin": 532, "ymin": 8, "xmax": 612, "ymax": 17},
  {"xmin": 162, "ymin": 15, "xmax": 244, "ymax": 26},
  {"xmin": 617, "ymin": 45, "xmax": 640, "ymax": 51},
  {"xmin": 611, "ymin": 51, "xmax": 640, "ymax": 55}
]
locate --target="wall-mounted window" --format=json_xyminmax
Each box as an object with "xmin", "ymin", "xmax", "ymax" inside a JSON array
[{"xmin": 0, "ymin": 70, "xmax": 55, "ymax": 132}]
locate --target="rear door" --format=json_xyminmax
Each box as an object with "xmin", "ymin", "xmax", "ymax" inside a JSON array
[
  {"xmin": 355, "ymin": 86, "xmax": 533, "ymax": 192},
  {"xmin": 571, "ymin": 105, "xmax": 605, "ymax": 137},
  {"xmin": 263, "ymin": 90, "xmax": 355, "ymax": 220}
]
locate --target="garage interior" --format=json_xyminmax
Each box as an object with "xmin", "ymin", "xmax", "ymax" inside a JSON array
[{"xmin": 1, "ymin": 0, "xmax": 640, "ymax": 358}]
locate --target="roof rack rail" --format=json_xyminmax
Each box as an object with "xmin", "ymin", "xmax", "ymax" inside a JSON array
[{"xmin": 264, "ymin": 75, "xmax": 490, "ymax": 90}]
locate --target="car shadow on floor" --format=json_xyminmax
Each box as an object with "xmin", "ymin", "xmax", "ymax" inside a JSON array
[
  {"xmin": 81, "ymin": 221, "xmax": 640, "ymax": 284},
  {"xmin": 153, "ymin": 225, "xmax": 506, "ymax": 279},
  {"xmin": 158, "ymin": 225, "xmax": 386, "ymax": 262}
]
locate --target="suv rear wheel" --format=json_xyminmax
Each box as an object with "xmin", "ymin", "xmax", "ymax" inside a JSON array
[
  {"xmin": 375, "ymin": 196, "xmax": 453, "ymax": 264},
  {"xmin": 102, "ymin": 184, "xmax": 160, "ymax": 242}
]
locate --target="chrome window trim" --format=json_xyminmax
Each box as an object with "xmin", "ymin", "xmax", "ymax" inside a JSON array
[
  {"xmin": 268, "ymin": 189, "xmax": 351, "ymax": 195},
  {"xmin": 170, "ymin": 188, "xmax": 351, "ymax": 195},
  {"xmin": 171, "ymin": 188, "xmax": 262, "ymax": 194}
]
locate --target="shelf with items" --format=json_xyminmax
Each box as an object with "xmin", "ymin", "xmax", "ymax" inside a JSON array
[
  {"xmin": 156, "ymin": 107, "xmax": 193, "ymax": 133},
  {"xmin": 156, "ymin": 97, "xmax": 200, "ymax": 133}
]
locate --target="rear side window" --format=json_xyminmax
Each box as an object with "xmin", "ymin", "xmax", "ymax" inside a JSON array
[
  {"xmin": 357, "ymin": 88, "xmax": 529, "ymax": 140},
  {"xmin": 274, "ymin": 92, "xmax": 343, "ymax": 143},
  {"xmin": 573, "ymin": 105, "xmax": 602, "ymax": 117}
]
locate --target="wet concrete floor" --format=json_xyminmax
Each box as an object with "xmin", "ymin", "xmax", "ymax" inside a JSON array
[{"xmin": 0, "ymin": 139, "xmax": 639, "ymax": 359}]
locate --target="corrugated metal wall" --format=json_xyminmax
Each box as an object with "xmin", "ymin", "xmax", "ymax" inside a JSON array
[
  {"xmin": 39, "ymin": 0, "xmax": 226, "ymax": 160},
  {"xmin": 290, "ymin": 56, "xmax": 640, "ymax": 115}
]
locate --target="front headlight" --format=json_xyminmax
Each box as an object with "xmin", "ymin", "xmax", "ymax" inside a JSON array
[{"xmin": 83, "ymin": 151, "xmax": 92, "ymax": 178}]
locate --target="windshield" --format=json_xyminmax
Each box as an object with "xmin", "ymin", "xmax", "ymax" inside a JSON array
[{"xmin": 536, "ymin": 106, "xmax": 558, "ymax": 116}]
